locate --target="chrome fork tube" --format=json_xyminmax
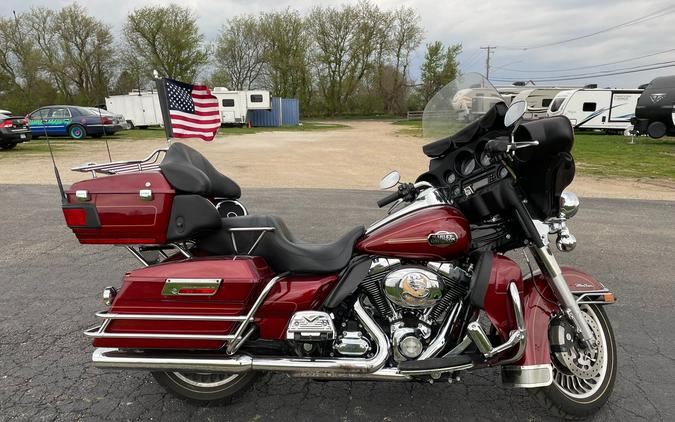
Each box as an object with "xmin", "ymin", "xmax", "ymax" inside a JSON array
[{"xmin": 529, "ymin": 245, "xmax": 596, "ymax": 348}]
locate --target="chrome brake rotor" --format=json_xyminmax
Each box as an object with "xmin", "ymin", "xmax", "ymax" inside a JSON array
[{"xmin": 554, "ymin": 312, "xmax": 605, "ymax": 379}]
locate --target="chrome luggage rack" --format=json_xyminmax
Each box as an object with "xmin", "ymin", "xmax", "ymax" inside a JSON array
[
  {"xmin": 71, "ymin": 148, "xmax": 167, "ymax": 177},
  {"xmin": 87, "ymin": 227, "xmax": 280, "ymax": 355}
]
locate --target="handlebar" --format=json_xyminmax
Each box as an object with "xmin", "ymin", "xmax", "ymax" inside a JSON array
[
  {"xmin": 377, "ymin": 190, "xmax": 402, "ymax": 208},
  {"xmin": 485, "ymin": 138, "xmax": 539, "ymax": 154}
]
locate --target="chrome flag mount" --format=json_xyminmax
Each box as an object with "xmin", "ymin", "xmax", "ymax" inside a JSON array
[{"xmin": 156, "ymin": 78, "xmax": 221, "ymax": 141}]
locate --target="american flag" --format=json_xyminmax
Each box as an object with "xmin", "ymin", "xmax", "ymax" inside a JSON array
[{"xmin": 161, "ymin": 78, "xmax": 220, "ymax": 141}]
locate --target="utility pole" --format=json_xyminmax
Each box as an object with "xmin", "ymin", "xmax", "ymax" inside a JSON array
[{"xmin": 480, "ymin": 46, "xmax": 496, "ymax": 79}]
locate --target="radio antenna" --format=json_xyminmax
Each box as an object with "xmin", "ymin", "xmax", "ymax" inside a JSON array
[
  {"xmin": 38, "ymin": 110, "xmax": 66, "ymax": 202},
  {"xmin": 96, "ymin": 103, "xmax": 112, "ymax": 162}
]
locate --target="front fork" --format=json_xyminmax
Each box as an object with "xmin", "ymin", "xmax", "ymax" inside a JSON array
[{"xmin": 529, "ymin": 243, "xmax": 596, "ymax": 349}]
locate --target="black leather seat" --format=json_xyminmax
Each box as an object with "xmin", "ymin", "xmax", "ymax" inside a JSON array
[
  {"xmin": 197, "ymin": 216, "xmax": 365, "ymax": 274},
  {"xmin": 160, "ymin": 142, "xmax": 241, "ymax": 199}
]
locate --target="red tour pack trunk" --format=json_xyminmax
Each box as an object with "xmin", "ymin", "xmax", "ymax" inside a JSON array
[{"xmin": 63, "ymin": 172, "xmax": 175, "ymax": 244}]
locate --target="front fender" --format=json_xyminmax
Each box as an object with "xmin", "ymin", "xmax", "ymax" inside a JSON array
[{"xmin": 517, "ymin": 267, "xmax": 613, "ymax": 367}]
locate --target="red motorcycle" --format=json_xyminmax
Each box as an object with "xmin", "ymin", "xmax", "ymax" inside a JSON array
[{"xmin": 62, "ymin": 74, "xmax": 616, "ymax": 418}]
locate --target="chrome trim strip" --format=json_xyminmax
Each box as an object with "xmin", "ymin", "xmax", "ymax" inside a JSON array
[
  {"xmin": 161, "ymin": 278, "xmax": 222, "ymax": 296},
  {"xmin": 366, "ymin": 187, "xmax": 447, "ymax": 234},
  {"xmin": 501, "ymin": 364, "xmax": 553, "ymax": 388},
  {"xmin": 84, "ymin": 327, "xmax": 236, "ymax": 341},
  {"xmin": 95, "ymin": 311, "xmax": 246, "ymax": 322}
]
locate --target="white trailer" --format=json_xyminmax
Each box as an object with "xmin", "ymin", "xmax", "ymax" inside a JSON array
[
  {"xmin": 211, "ymin": 88, "xmax": 271, "ymax": 126},
  {"xmin": 105, "ymin": 91, "xmax": 163, "ymax": 128},
  {"xmin": 547, "ymin": 89, "xmax": 643, "ymax": 131},
  {"xmin": 511, "ymin": 88, "xmax": 572, "ymax": 120}
]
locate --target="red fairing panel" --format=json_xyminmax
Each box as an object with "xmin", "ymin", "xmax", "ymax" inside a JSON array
[
  {"xmin": 355, "ymin": 206, "xmax": 471, "ymax": 260},
  {"xmin": 65, "ymin": 172, "xmax": 175, "ymax": 245},
  {"xmin": 256, "ymin": 274, "xmax": 339, "ymax": 339},
  {"xmin": 481, "ymin": 255, "xmax": 524, "ymax": 338},
  {"xmin": 516, "ymin": 267, "xmax": 607, "ymax": 366}
]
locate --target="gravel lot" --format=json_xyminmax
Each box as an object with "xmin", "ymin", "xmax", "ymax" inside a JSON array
[
  {"xmin": 1, "ymin": 120, "xmax": 674, "ymax": 200},
  {"xmin": 1, "ymin": 185, "xmax": 673, "ymax": 421}
]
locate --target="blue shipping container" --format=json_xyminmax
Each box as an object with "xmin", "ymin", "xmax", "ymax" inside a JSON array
[{"xmin": 248, "ymin": 97, "xmax": 300, "ymax": 127}]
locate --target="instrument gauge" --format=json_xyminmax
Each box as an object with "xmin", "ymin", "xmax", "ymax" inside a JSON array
[
  {"xmin": 445, "ymin": 172, "xmax": 456, "ymax": 184},
  {"xmin": 479, "ymin": 151, "xmax": 491, "ymax": 167},
  {"xmin": 459, "ymin": 157, "xmax": 476, "ymax": 176}
]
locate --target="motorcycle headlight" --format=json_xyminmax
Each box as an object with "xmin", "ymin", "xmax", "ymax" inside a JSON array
[{"xmin": 560, "ymin": 192, "xmax": 580, "ymax": 219}]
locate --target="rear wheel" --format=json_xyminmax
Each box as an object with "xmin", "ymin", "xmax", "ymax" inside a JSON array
[
  {"xmin": 152, "ymin": 371, "xmax": 258, "ymax": 403},
  {"xmin": 1, "ymin": 143, "xmax": 17, "ymax": 150},
  {"xmin": 68, "ymin": 124, "xmax": 86, "ymax": 140},
  {"xmin": 532, "ymin": 305, "xmax": 617, "ymax": 419}
]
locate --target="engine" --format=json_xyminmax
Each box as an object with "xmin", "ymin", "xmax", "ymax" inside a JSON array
[{"xmin": 343, "ymin": 258, "xmax": 471, "ymax": 361}]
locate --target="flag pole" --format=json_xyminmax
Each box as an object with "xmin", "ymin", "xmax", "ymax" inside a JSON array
[
  {"xmin": 154, "ymin": 72, "xmax": 173, "ymax": 146},
  {"xmin": 96, "ymin": 101, "xmax": 112, "ymax": 162}
]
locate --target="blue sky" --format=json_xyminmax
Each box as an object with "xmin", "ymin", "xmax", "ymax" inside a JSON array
[{"xmin": 6, "ymin": 0, "xmax": 675, "ymax": 88}]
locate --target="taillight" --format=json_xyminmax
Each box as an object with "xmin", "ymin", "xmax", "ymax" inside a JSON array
[
  {"xmin": 101, "ymin": 117, "xmax": 113, "ymax": 125},
  {"xmin": 22, "ymin": 119, "xmax": 28, "ymax": 126},
  {"xmin": 63, "ymin": 208, "xmax": 88, "ymax": 226},
  {"xmin": 0, "ymin": 120, "xmax": 12, "ymax": 128}
]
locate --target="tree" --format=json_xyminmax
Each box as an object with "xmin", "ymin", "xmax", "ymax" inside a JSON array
[
  {"xmin": 259, "ymin": 9, "xmax": 312, "ymax": 109},
  {"xmin": 420, "ymin": 41, "xmax": 462, "ymax": 105},
  {"xmin": 308, "ymin": 1, "xmax": 387, "ymax": 115},
  {"xmin": 123, "ymin": 5, "xmax": 209, "ymax": 82},
  {"xmin": 213, "ymin": 15, "xmax": 265, "ymax": 90},
  {"xmin": 376, "ymin": 6, "xmax": 423, "ymax": 114}
]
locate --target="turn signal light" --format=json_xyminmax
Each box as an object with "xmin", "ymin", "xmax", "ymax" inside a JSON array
[
  {"xmin": 63, "ymin": 208, "xmax": 87, "ymax": 227},
  {"xmin": 603, "ymin": 293, "xmax": 616, "ymax": 303}
]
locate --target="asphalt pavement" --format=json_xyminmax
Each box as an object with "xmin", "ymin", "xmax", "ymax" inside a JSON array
[{"xmin": 0, "ymin": 185, "xmax": 674, "ymax": 421}]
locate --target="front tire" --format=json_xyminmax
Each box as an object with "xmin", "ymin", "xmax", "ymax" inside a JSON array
[
  {"xmin": 152, "ymin": 371, "xmax": 258, "ymax": 403},
  {"xmin": 532, "ymin": 305, "xmax": 617, "ymax": 419},
  {"xmin": 1, "ymin": 143, "xmax": 17, "ymax": 150}
]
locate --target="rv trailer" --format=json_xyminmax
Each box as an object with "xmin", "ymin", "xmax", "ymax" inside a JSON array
[
  {"xmin": 211, "ymin": 88, "xmax": 271, "ymax": 126},
  {"xmin": 547, "ymin": 88, "xmax": 642, "ymax": 132},
  {"xmin": 105, "ymin": 91, "xmax": 163, "ymax": 128},
  {"xmin": 511, "ymin": 88, "xmax": 573, "ymax": 120},
  {"xmin": 632, "ymin": 75, "xmax": 675, "ymax": 138}
]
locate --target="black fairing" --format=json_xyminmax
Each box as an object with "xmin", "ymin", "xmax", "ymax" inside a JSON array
[
  {"xmin": 160, "ymin": 142, "xmax": 242, "ymax": 199},
  {"xmin": 512, "ymin": 116, "xmax": 575, "ymax": 220}
]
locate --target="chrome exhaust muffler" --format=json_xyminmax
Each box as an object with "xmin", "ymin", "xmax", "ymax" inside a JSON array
[{"xmin": 92, "ymin": 300, "xmax": 391, "ymax": 376}]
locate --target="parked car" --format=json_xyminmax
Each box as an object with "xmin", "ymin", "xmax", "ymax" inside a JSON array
[
  {"xmin": 86, "ymin": 107, "xmax": 130, "ymax": 132},
  {"xmin": 0, "ymin": 113, "xmax": 32, "ymax": 150},
  {"xmin": 27, "ymin": 105, "xmax": 123, "ymax": 140}
]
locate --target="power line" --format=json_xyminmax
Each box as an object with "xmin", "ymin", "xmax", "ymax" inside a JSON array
[
  {"xmin": 498, "ymin": 5, "xmax": 675, "ymax": 51},
  {"xmin": 494, "ymin": 59, "xmax": 675, "ymax": 80},
  {"xmin": 493, "ymin": 47, "xmax": 675, "ymax": 73},
  {"xmin": 490, "ymin": 62, "xmax": 675, "ymax": 83}
]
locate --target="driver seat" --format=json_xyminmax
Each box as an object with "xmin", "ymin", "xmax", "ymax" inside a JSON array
[{"xmin": 197, "ymin": 216, "xmax": 365, "ymax": 274}]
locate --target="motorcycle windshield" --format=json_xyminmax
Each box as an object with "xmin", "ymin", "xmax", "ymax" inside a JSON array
[{"xmin": 422, "ymin": 73, "xmax": 504, "ymax": 141}]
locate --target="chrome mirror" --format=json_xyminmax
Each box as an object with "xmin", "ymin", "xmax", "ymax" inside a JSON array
[
  {"xmin": 379, "ymin": 171, "xmax": 400, "ymax": 190},
  {"xmin": 560, "ymin": 191, "xmax": 580, "ymax": 219},
  {"xmin": 504, "ymin": 100, "xmax": 527, "ymax": 127}
]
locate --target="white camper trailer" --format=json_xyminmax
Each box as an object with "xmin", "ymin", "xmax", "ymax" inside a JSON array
[
  {"xmin": 105, "ymin": 91, "xmax": 163, "ymax": 128},
  {"xmin": 547, "ymin": 89, "xmax": 642, "ymax": 131},
  {"xmin": 511, "ymin": 88, "xmax": 571, "ymax": 120},
  {"xmin": 211, "ymin": 88, "xmax": 271, "ymax": 125}
]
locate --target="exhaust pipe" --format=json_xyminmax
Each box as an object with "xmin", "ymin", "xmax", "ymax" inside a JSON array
[{"xmin": 93, "ymin": 300, "xmax": 391, "ymax": 376}]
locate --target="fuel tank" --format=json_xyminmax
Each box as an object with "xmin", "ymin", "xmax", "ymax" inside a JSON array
[{"xmin": 355, "ymin": 206, "xmax": 470, "ymax": 260}]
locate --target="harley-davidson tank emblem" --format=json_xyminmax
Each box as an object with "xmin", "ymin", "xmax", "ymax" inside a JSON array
[{"xmin": 427, "ymin": 231, "xmax": 458, "ymax": 247}]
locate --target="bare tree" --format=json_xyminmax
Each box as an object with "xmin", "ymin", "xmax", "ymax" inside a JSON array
[
  {"xmin": 213, "ymin": 15, "xmax": 266, "ymax": 90},
  {"xmin": 123, "ymin": 5, "xmax": 209, "ymax": 82}
]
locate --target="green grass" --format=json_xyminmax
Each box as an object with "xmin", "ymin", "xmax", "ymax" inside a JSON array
[{"xmin": 391, "ymin": 119, "xmax": 675, "ymax": 181}]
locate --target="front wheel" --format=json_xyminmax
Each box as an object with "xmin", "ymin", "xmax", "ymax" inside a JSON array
[
  {"xmin": 152, "ymin": 371, "xmax": 258, "ymax": 403},
  {"xmin": 532, "ymin": 304, "xmax": 617, "ymax": 419}
]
